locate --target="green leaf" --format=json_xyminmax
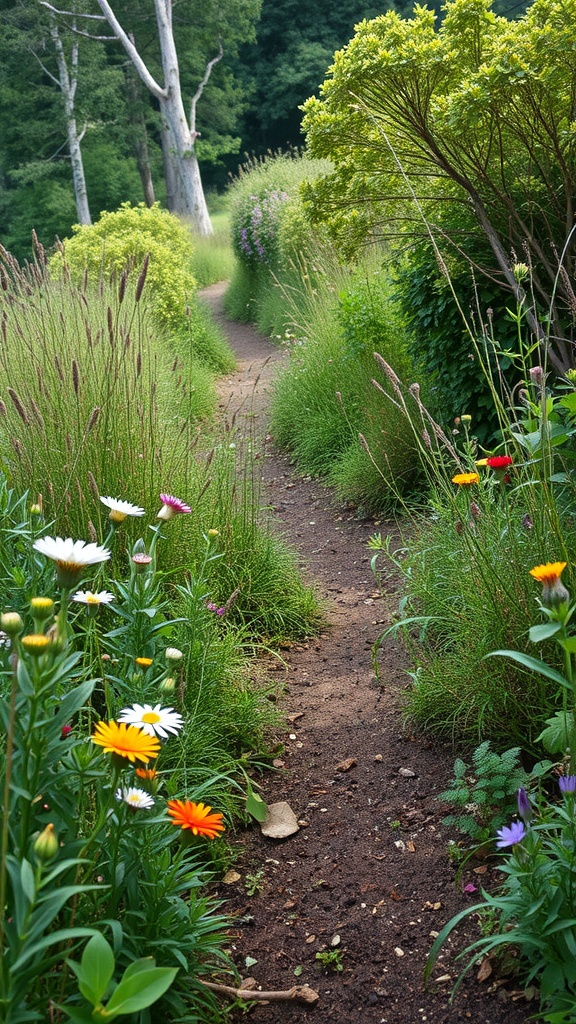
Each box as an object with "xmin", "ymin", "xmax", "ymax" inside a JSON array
[
  {"xmin": 536, "ymin": 712, "xmax": 574, "ymax": 754},
  {"xmin": 102, "ymin": 965, "xmax": 178, "ymax": 1016},
  {"xmin": 529, "ymin": 622, "xmax": 561, "ymax": 643},
  {"xmin": 20, "ymin": 858, "xmax": 36, "ymax": 905},
  {"xmin": 484, "ymin": 650, "xmax": 571, "ymax": 689},
  {"xmin": 77, "ymin": 933, "xmax": 115, "ymax": 1007},
  {"xmin": 56, "ymin": 1005, "xmax": 95, "ymax": 1023},
  {"xmin": 245, "ymin": 784, "xmax": 268, "ymax": 823},
  {"xmin": 558, "ymin": 637, "xmax": 576, "ymax": 654},
  {"xmin": 56, "ymin": 680, "xmax": 96, "ymax": 725}
]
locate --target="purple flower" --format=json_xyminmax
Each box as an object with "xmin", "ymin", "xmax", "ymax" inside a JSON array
[
  {"xmin": 517, "ymin": 787, "xmax": 533, "ymax": 823},
  {"xmin": 559, "ymin": 775, "xmax": 576, "ymax": 795},
  {"xmin": 206, "ymin": 601, "xmax": 225, "ymax": 616},
  {"xmin": 495, "ymin": 821, "xmax": 526, "ymax": 849}
]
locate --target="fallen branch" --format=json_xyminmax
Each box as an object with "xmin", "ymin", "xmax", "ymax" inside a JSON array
[{"xmin": 202, "ymin": 980, "xmax": 319, "ymax": 1006}]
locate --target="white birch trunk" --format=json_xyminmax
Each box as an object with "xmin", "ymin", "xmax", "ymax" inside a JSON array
[
  {"xmin": 94, "ymin": 0, "xmax": 214, "ymax": 235},
  {"xmin": 50, "ymin": 19, "xmax": 92, "ymax": 225}
]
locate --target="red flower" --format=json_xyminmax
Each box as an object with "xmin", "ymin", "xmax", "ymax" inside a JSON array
[{"xmin": 486, "ymin": 455, "xmax": 513, "ymax": 470}]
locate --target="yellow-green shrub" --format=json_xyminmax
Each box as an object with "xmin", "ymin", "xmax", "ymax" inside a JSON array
[{"xmin": 50, "ymin": 202, "xmax": 197, "ymax": 329}]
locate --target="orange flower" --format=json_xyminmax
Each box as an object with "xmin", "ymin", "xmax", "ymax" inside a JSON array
[
  {"xmin": 452, "ymin": 472, "xmax": 479, "ymax": 487},
  {"xmin": 529, "ymin": 562, "xmax": 567, "ymax": 585},
  {"xmin": 135, "ymin": 657, "xmax": 153, "ymax": 668},
  {"xmin": 135, "ymin": 768, "xmax": 157, "ymax": 781},
  {"xmin": 91, "ymin": 721, "xmax": 160, "ymax": 763},
  {"xmin": 167, "ymin": 799, "xmax": 225, "ymax": 839},
  {"xmin": 529, "ymin": 562, "xmax": 569, "ymax": 607}
]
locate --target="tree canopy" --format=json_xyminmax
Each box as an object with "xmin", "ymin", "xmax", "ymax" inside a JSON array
[{"xmin": 302, "ymin": 0, "xmax": 576, "ymax": 371}]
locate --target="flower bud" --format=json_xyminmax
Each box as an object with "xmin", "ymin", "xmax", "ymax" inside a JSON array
[
  {"xmin": 159, "ymin": 676, "xmax": 176, "ymax": 694},
  {"xmin": 34, "ymin": 823, "xmax": 58, "ymax": 861},
  {"xmin": 517, "ymin": 787, "xmax": 533, "ymax": 824},
  {"xmin": 165, "ymin": 647, "xmax": 183, "ymax": 663},
  {"xmin": 30, "ymin": 597, "xmax": 54, "ymax": 623},
  {"xmin": 1, "ymin": 612, "xmax": 23, "ymax": 638},
  {"xmin": 21, "ymin": 634, "xmax": 51, "ymax": 656}
]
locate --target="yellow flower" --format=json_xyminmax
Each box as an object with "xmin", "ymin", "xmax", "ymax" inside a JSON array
[
  {"xmin": 529, "ymin": 562, "xmax": 567, "ymax": 585},
  {"xmin": 167, "ymin": 799, "xmax": 225, "ymax": 839},
  {"xmin": 135, "ymin": 657, "xmax": 153, "ymax": 669},
  {"xmin": 21, "ymin": 634, "xmax": 51, "ymax": 656},
  {"xmin": 452, "ymin": 472, "xmax": 480, "ymax": 487},
  {"xmin": 91, "ymin": 721, "xmax": 160, "ymax": 764},
  {"xmin": 529, "ymin": 562, "xmax": 569, "ymax": 608}
]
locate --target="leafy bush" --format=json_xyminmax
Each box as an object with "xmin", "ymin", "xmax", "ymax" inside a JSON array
[
  {"xmin": 225, "ymin": 152, "xmax": 333, "ymax": 335},
  {"xmin": 393, "ymin": 240, "xmax": 518, "ymax": 444},
  {"xmin": 50, "ymin": 202, "xmax": 197, "ymax": 331}
]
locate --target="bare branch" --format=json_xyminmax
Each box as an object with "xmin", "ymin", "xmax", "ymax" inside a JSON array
[
  {"xmin": 40, "ymin": 1, "xmax": 107, "ymax": 19},
  {"xmin": 94, "ymin": 0, "xmax": 166, "ymax": 100},
  {"xmin": 190, "ymin": 39, "xmax": 223, "ymax": 135}
]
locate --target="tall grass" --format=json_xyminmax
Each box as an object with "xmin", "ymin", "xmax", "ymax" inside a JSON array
[
  {"xmin": 270, "ymin": 250, "xmax": 424, "ymax": 512},
  {"xmin": 0, "ymin": 245, "xmax": 320, "ymax": 643},
  {"xmin": 190, "ymin": 208, "xmax": 236, "ymax": 287}
]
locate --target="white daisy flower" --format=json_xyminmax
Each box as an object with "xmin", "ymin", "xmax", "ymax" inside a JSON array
[
  {"xmin": 115, "ymin": 786, "xmax": 155, "ymax": 810},
  {"xmin": 100, "ymin": 496, "xmax": 145, "ymax": 523},
  {"xmin": 117, "ymin": 702, "xmax": 184, "ymax": 739},
  {"xmin": 72, "ymin": 590, "xmax": 115, "ymax": 606},
  {"xmin": 33, "ymin": 536, "xmax": 111, "ymax": 588}
]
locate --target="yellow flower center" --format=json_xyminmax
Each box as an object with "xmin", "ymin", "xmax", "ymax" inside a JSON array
[
  {"xmin": 109, "ymin": 510, "xmax": 127, "ymax": 523},
  {"xmin": 141, "ymin": 711, "xmax": 161, "ymax": 724},
  {"xmin": 127, "ymin": 793, "xmax": 143, "ymax": 804}
]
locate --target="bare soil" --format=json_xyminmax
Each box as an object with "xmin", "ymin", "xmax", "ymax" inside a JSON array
[{"xmin": 201, "ymin": 284, "xmax": 533, "ymax": 1024}]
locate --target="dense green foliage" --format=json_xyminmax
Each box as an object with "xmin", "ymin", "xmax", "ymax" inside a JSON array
[{"xmin": 302, "ymin": 0, "xmax": 576, "ymax": 374}]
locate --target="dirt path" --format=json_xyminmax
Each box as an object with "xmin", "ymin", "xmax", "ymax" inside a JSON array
[{"xmin": 201, "ymin": 284, "xmax": 531, "ymax": 1024}]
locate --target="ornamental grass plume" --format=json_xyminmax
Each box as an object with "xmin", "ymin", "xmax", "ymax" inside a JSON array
[
  {"xmin": 91, "ymin": 721, "xmax": 161, "ymax": 764},
  {"xmin": 166, "ymin": 799, "xmax": 225, "ymax": 839}
]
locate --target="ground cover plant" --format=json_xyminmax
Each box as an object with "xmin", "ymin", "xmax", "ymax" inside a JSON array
[{"xmin": 426, "ymin": 562, "xmax": 576, "ymax": 1024}]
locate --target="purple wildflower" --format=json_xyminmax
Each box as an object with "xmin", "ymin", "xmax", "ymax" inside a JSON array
[
  {"xmin": 495, "ymin": 821, "xmax": 526, "ymax": 849},
  {"xmin": 517, "ymin": 787, "xmax": 533, "ymax": 823},
  {"xmin": 559, "ymin": 775, "xmax": 576, "ymax": 795}
]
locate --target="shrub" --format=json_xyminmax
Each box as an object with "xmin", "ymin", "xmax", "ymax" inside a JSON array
[
  {"xmin": 225, "ymin": 152, "xmax": 333, "ymax": 335},
  {"xmin": 50, "ymin": 202, "xmax": 198, "ymax": 331}
]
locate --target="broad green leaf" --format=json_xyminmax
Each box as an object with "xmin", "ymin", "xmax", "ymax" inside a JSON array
[
  {"xmin": 246, "ymin": 786, "xmax": 267, "ymax": 823},
  {"xmin": 529, "ymin": 622, "xmax": 561, "ymax": 643},
  {"xmin": 103, "ymin": 966, "xmax": 178, "ymax": 1016},
  {"xmin": 77, "ymin": 933, "xmax": 115, "ymax": 1007},
  {"xmin": 536, "ymin": 712, "xmax": 574, "ymax": 754}
]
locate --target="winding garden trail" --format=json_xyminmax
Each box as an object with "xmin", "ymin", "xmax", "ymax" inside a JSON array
[{"xmin": 200, "ymin": 283, "xmax": 531, "ymax": 1024}]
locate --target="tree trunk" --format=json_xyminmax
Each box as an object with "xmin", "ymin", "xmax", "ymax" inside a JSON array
[
  {"xmin": 93, "ymin": 0, "xmax": 213, "ymax": 236},
  {"xmin": 125, "ymin": 65, "xmax": 156, "ymax": 207},
  {"xmin": 158, "ymin": 98, "xmax": 212, "ymax": 233},
  {"xmin": 50, "ymin": 19, "xmax": 91, "ymax": 225}
]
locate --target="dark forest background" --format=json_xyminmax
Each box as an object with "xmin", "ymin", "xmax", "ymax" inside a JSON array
[{"xmin": 0, "ymin": 0, "xmax": 527, "ymax": 261}]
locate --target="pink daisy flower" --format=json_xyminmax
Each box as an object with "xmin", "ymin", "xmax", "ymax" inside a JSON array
[{"xmin": 157, "ymin": 493, "xmax": 192, "ymax": 521}]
